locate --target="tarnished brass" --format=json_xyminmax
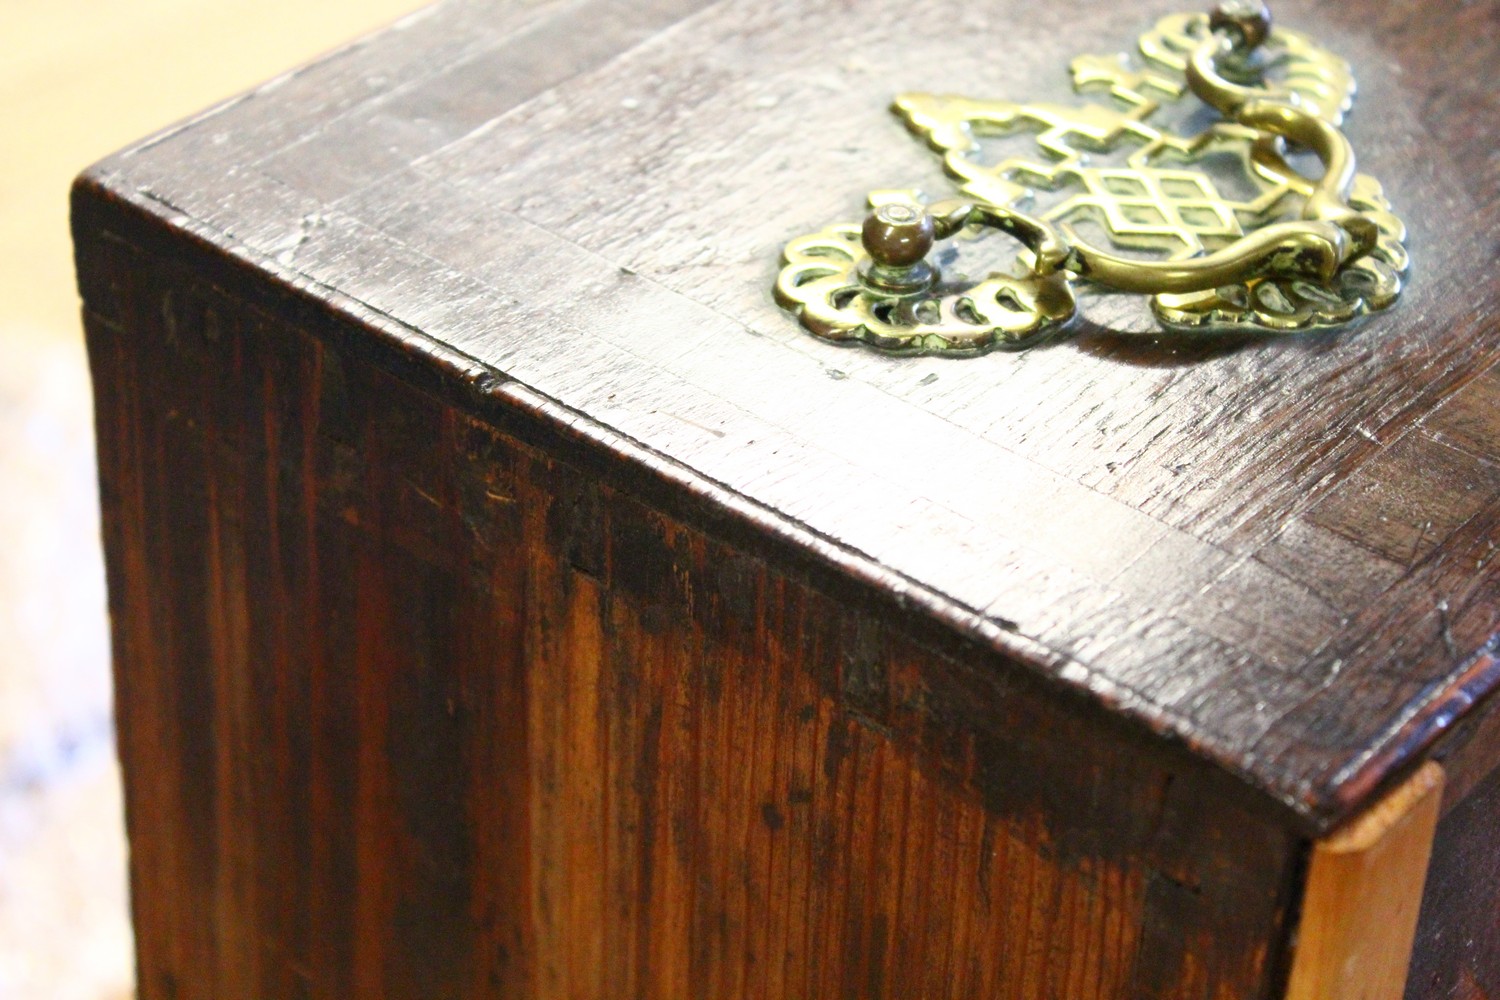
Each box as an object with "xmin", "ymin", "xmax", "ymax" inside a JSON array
[{"xmin": 774, "ymin": 2, "xmax": 1408, "ymax": 352}]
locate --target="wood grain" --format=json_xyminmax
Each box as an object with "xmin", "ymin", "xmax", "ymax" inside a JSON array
[
  {"xmin": 77, "ymin": 0, "xmax": 1500, "ymax": 833},
  {"xmin": 80, "ymin": 227, "xmax": 1302, "ymax": 997},
  {"xmin": 1286, "ymin": 762, "xmax": 1443, "ymax": 1000},
  {"xmin": 71, "ymin": 0, "xmax": 1500, "ymax": 996}
]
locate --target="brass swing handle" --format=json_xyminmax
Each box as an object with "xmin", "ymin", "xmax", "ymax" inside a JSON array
[
  {"xmin": 858, "ymin": 199, "xmax": 1070, "ymax": 293},
  {"xmin": 859, "ymin": 1, "xmax": 1378, "ymax": 302}
]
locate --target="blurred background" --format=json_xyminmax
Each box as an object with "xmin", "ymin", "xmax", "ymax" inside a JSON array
[{"xmin": 0, "ymin": 2, "xmax": 417, "ymax": 995}]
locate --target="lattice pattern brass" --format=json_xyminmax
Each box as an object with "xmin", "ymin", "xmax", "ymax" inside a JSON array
[{"xmin": 774, "ymin": 3, "xmax": 1409, "ymax": 354}]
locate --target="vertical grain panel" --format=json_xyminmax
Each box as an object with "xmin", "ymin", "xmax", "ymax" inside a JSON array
[
  {"xmin": 454, "ymin": 412, "xmax": 533, "ymax": 1000},
  {"xmin": 86, "ymin": 235, "xmax": 1304, "ymax": 999},
  {"xmin": 304, "ymin": 412, "xmax": 361, "ymax": 1000},
  {"xmin": 205, "ymin": 343, "xmax": 257, "ymax": 995},
  {"xmin": 88, "ymin": 315, "xmax": 183, "ymax": 998},
  {"xmin": 524, "ymin": 463, "xmax": 609, "ymax": 1000},
  {"xmin": 348, "ymin": 478, "xmax": 398, "ymax": 1000},
  {"xmin": 239, "ymin": 310, "xmax": 315, "ymax": 1000},
  {"xmin": 560, "ymin": 568, "xmax": 609, "ymax": 1000}
]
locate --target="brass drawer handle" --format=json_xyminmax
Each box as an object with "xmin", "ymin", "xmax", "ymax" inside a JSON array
[
  {"xmin": 775, "ymin": 196, "xmax": 1076, "ymax": 352},
  {"xmin": 774, "ymin": 1, "xmax": 1409, "ymax": 354}
]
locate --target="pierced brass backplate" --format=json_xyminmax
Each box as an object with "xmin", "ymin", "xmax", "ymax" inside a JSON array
[{"xmin": 774, "ymin": 2, "xmax": 1409, "ymax": 353}]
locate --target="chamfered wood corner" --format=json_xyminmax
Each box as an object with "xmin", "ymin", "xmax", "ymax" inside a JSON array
[{"xmin": 1285, "ymin": 761, "xmax": 1445, "ymax": 1000}]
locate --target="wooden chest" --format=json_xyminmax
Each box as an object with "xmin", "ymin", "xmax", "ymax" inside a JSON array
[{"xmin": 73, "ymin": 0, "xmax": 1500, "ymax": 997}]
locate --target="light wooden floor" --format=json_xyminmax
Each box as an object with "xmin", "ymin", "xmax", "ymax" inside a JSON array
[{"xmin": 0, "ymin": 2, "xmax": 419, "ymax": 996}]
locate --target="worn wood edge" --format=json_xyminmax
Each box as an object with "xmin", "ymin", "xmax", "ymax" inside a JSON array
[
  {"xmin": 68, "ymin": 164, "xmax": 1499, "ymax": 836},
  {"xmin": 1427, "ymin": 657, "xmax": 1500, "ymax": 815},
  {"xmin": 1326, "ymin": 637, "xmax": 1500, "ymax": 818},
  {"xmin": 1284, "ymin": 761, "xmax": 1444, "ymax": 1000}
]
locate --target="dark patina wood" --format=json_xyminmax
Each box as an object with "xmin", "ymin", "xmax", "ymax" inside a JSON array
[
  {"xmin": 81, "ymin": 232, "xmax": 1301, "ymax": 995},
  {"xmin": 74, "ymin": 0, "xmax": 1500, "ymax": 996},
  {"xmin": 1409, "ymin": 758, "xmax": 1500, "ymax": 1000}
]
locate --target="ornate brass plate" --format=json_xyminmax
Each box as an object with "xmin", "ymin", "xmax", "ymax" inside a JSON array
[{"xmin": 774, "ymin": 2, "xmax": 1409, "ymax": 354}]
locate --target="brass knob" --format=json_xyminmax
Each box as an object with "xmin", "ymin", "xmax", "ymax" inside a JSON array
[
  {"xmin": 1210, "ymin": 0, "xmax": 1272, "ymax": 52},
  {"xmin": 862, "ymin": 202, "xmax": 936, "ymax": 268},
  {"xmin": 857, "ymin": 202, "xmax": 939, "ymax": 295}
]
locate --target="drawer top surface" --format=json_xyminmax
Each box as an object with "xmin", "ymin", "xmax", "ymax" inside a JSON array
[{"xmin": 78, "ymin": 0, "xmax": 1500, "ymax": 829}]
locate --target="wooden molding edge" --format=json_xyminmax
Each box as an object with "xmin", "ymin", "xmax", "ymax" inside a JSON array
[{"xmin": 1285, "ymin": 761, "xmax": 1445, "ymax": 1000}]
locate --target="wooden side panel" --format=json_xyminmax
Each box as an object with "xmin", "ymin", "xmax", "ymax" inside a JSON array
[
  {"xmin": 1285, "ymin": 763, "xmax": 1443, "ymax": 1000},
  {"xmin": 88, "ymin": 268, "xmax": 536, "ymax": 1000},
  {"xmin": 82, "ymin": 222, "xmax": 1303, "ymax": 999}
]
